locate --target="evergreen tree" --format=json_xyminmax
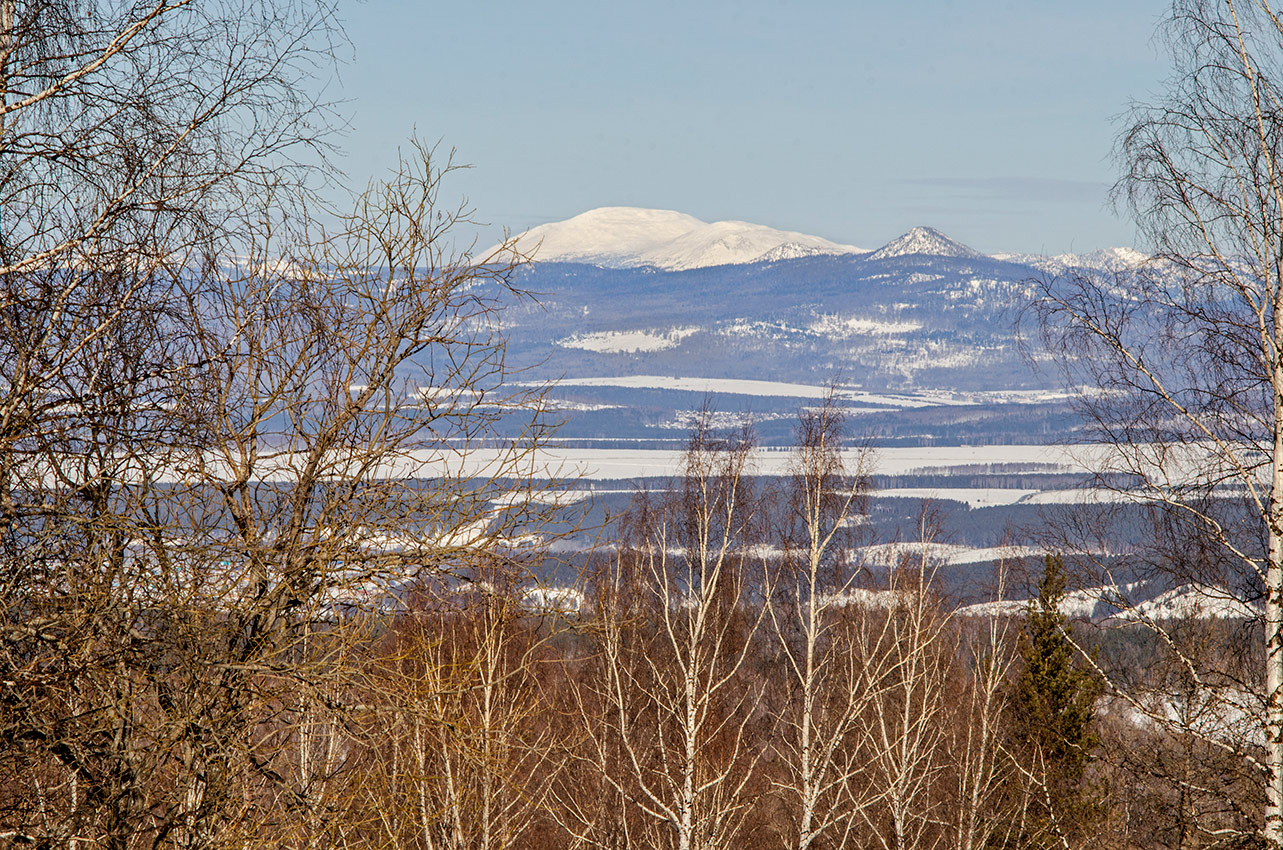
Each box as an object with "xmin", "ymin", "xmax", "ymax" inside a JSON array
[{"xmin": 1010, "ymin": 554, "xmax": 1103, "ymax": 847}]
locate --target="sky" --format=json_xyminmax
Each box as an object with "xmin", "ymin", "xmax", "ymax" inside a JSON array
[{"xmin": 334, "ymin": 1, "xmax": 1171, "ymax": 256}]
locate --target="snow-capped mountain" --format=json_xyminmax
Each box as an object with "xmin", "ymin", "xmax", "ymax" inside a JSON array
[
  {"xmin": 503, "ymin": 207, "xmax": 865, "ymax": 271},
  {"xmin": 868, "ymin": 226, "xmax": 985, "ymax": 261},
  {"xmin": 473, "ymin": 207, "xmax": 1164, "ymax": 448},
  {"xmin": 500, "ymin": 207, "xmax": 1150, "ymax": 278},
  {"xmin": 471, "ymin": 211, "xmax": 1195, "ymax": 607}
]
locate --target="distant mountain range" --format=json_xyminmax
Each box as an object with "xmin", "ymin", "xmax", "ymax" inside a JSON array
[
  {"xmin": 481, "ymin": 210, "xmax": 1200, "ymax": 608},
  {"xmin": 498, "ymin": 206, "xmax": 1144, "ymax": 274},
  {"xmin": 466, "ymin": 208, "xmax": 1162, "ymax": 448}
]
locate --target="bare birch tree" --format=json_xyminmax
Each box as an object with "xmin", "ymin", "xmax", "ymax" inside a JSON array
[
  {"xmin": 1029, "ymin": 1, "xmax": 1283, "ymax": 844},
  {"xmin": 353, "ymin": 566, "xmax": 565, "ymax": 850},
  {"xmin": 767, "ymin": 398, "xmax": 891, "ymax": 850},
  {"xmin": 951, "ymin": 568, "xmax": 1025, "ymax": 850},
  {"xmin": 560, "ymin": 415, "xmax": 769, "ymax": 850},
  {"xmin": 860, "ymin": 526, "xmax": 954, "ymax": 850}
]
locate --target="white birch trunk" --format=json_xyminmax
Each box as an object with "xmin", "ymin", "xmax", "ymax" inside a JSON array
[{"xmin": 1267, "ymin": 297, "xmax": 1283, "ymax": 849}]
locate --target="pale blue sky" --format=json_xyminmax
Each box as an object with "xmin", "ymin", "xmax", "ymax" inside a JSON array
[{"xmin": 335, "ymin": 1, "xmax": 1170, "ymax": 255}]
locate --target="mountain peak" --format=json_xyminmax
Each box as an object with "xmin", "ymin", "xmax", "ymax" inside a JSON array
[
  {"xmin": 501, "ymin": 207, "xmax": 866, "ymax": 271},
  {"xmin": 869, "ymin": 226, "xmax": 985, "ymax": 261}
]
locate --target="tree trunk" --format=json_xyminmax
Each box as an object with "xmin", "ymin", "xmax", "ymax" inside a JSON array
[{"xmin": 1268, "ymin": 299, "xmax": 1283, "ymax": 848}]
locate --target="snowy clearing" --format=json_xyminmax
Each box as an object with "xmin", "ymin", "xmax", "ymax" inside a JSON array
[
  {"xmin": 858, "ymin": 542, "xmax": 1042, "ymax": 568},
  {"xmin": 957, "ymin": 582, "xmax": 1259, "ymax": 621}
]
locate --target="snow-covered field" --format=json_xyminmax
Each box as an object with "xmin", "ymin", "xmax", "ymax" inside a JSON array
[
  {"xmin": 388, "ymin": 444, "xmax": 1092, "ymax": 480},
  {"xmin": 873, "ymin": 487, "xmax": 1044, "ymax": 508},
  {"xmin": 536, "ymin": 376, "xmax": 1099, "ymax": 412},
  {"xmin": 537, "ymin": 376, "xmax": 963, "ymax": 409},
  {"xmin": 537, "ymin": 375, "xmax": 854, "ymax": 399},
  {"xmin": 143, "ymin": 441, "xmax": 1221, "ymax": 512},
  {"xmin": 871, "ymin": 444, "xmax": 1092, "ymax": 475},
  {"xmin": 859, "ymin": 542, "xmax": 1042, "ymax": 568}
]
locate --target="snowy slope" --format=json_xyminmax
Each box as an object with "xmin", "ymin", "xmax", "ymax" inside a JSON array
[
  {"xmin": 503, "ymin": 207, "xmax": 865, "ymax": 270},
  {"xmin": 957, "ymin": 583, "xmax": 1259, "ymax": 621},
  {"xmin": 505, "ymin": 207, "xmax": 702, "ymax": 267},
  {"xmin": 993, "ymin": 246, "xmax": 1150, "ymax": 275}
]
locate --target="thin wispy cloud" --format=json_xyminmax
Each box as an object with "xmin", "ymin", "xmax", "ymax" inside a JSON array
[{"xmin": 898, "ymin": 176, "xmax": 1111, "ymax": 205}]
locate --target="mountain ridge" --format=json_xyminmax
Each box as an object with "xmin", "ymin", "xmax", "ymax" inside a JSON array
[{"xmin": 496, "ymin": 207, "xmax": 1143, "ymax": 275}]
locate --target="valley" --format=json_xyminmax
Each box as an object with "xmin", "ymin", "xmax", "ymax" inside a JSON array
[{"xmin": 456, "ymin": 207, "xmax": 1181, "ymax": 610}]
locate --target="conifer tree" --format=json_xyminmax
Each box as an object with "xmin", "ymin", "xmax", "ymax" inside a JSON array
[{"xmin": 1010, "ymin": 554, "xmax": 1103, "ymax": 847}]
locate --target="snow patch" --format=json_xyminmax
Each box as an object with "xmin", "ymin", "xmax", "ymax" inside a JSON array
[
  {"xmin": 661, "ymin": 409, "xmax": 791, "ymax": 431},
  {"xmin": 521, "ymin": 586, "xmax": 585, "ymax": 614},
  {"xmin": 956, "ymin": 585, "xmax": 1112, "ymax": 619},
  {"xmin": 1126, "ymin": 585, "xmax": 1258, "ymax": 620},
  {"xmin": 957, "ymin": 582, "xmax": 1258, "ymax": 621},
  {"xmin": 718, "ymin": 318, "xmax": 808, "ymax": 338},
  {"xmin": 559, "ymin": 327, "xmax": 699, "ymax": 354},
  {"xmin": 547, "ymin": 399, "xmax": 624, "ymax": 412},
  {"xmin": 809, "ymin": 314, "xmax": 922, "ymax": 337}
]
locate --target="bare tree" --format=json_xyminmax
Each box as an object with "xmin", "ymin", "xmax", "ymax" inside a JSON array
[
  {"xmin": 0, "ymin": 0, "xmax": 337, "ymax": 275},
  {"xmin": 949, "ymin": 564, "xmax": 1031, "ymax": 850},
  {"xmin": 353, "ymin": 565, "xmax": 566, "ymax": 850},
  {"xmin": 1029, "ymin": 1, "xmax": 1283, "ymax": 844},
  {"xmin": 0, "ymin": 6, "xmax": 345, "ymax": 838},
  {"xmin": 0, "ymin": 139, "xmax": 565, "ymax": 847},
  {"xmin": 767, "ymin": 397, "xmax": 890, "ymax": 850},
  {"xmin": 859, "ymin": 521, "xmax": 954, "ymax": 850},
  {"xmin": 0, "ymin": 0, "xmax": 341, "ymax": 528},
  {"xmin": 559, "ymin": 413, "xmax": 769, "ymax": 850}
]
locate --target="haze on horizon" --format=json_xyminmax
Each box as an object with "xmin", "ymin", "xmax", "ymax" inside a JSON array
[{"xmin": 338, "ymin": 1, "xmax": 1170, "ymax": 256}]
